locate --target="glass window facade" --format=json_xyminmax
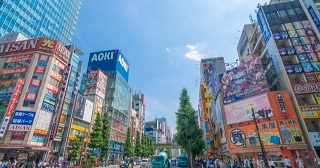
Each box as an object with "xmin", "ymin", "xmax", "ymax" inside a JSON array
[{"xmin": 0, "ymin": 0, "xmax": 83, "ymax": 45}]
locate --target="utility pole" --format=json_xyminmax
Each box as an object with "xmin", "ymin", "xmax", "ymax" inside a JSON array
[{"xmin": 251, "ymin": 108, "xmax": 269, "ymax": 168}]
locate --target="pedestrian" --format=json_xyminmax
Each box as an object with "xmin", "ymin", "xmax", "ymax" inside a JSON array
[
  {"xmin": 250, "ymin": 158, "xmax": 254, "ymax": 168},
  {"xmin": 268, "ymin": 159, "xmax": 276, "ymax": 168},
  {"xmin": 256, "ymin": 158, "xmax": 261, "ymax": 168},
  {"xmin": 219, "ymin": 159, "xmax": 225, "ymax": 168},
  {"xmin": 236, "ymin": 159, "xmax": 242, "ymax": 168},
  {"xmin": 206, "ymin": 159, "xmax": 211, "ymax": 168},
  {"xmin": 296, "ymin": 156, "xmax": 304, "ymax": 168},
  {"xmin": 244, "ymin": 158, "xmax": 249, "ymax": 168},
  {"xmin": 284, "ymin": 156, "xmax": 292, "ymax": 168}
]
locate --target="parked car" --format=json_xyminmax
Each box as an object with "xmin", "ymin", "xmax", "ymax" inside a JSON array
[
  {"xmin": 170, "ymin": 159, "xmax": 177, "ymax": 166},
  {"xmin": 140, "ymin": 158, "xmax": 151, "ymax": 168},
  {"xmin": 120, "ymin": 158, "xmax": 134, "ymax": 168}
]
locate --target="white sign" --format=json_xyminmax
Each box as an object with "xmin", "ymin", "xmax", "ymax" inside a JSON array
[
  {"xmin": 118, "ymin": 54, "xmax": 129, "ymax": 72},
  {"xmin": 309, "ymin": 132, "xmax": 320, "ymax": 146},
  {"xmin": 9, "ymin": 124, "xmax": 31, "ymax": 131},
  {"xmin": 18, "ymin": 153, "xmax": 28, "ymax": 160},
  {"xmin": 90, "ymin": 51, "xmax": 114, "ymax": 62}
]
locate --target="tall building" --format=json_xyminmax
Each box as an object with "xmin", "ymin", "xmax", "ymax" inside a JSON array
[
  {"xmin": 0, "ymin": 37, "xmax": 75, "ymax": 162},
  {"xmin": 235, "ymin": 0, "xmax": 320, "ymax": 166},
  {"xmin": 132, "ymin": 91, "xmax": 146, "ymax": 133},
  {"xmin": 84, "ymin": 49, "xmax": 130, "ymax": 160},
  {"xmin": 144, "ymin": 120, "xmax": 158, "ymax": 144},
  {"xmin": 0, "ymin": 0, "xmax": 83, "ymax": 45}
]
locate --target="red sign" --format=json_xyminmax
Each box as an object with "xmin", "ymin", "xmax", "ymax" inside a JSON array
[
  {"xmin": 47, "ymin": 83, "xmax": 59, "ymax": 94},
  {"xmin": 38, "ymin": 54, "xmax": 49, "ymax": 62},
  {"xmin": 25, "ymin": 92, "xmax": 38, "ymax": 101},
  {"xmin": 0, "ymin": 80, "xmax": 17, "ymax": 86},
  {"xmin": 0, "ymin": 66, "xmax": 28, "ymax": 75},
  {"xmin": 54, "ymin": 59, "xmax": 66, "ymax": 70},
  {"xmin": 29, "ymin": 79, "xmax": 42, "ymax": 87},
  {"xmin": 5, "ymin": 54, "xmax": 33, "ymax": 63},
  {"xmin": 316, "ymin": 72, "xmax": 320, "ymax": 81},
  {"xmin": 6, "ymin": 79, "xmax": 24, "ymax": 117},
  {"xmin": 50, "ymin": 71, "xmax": 62, "ymax": 82},
  {"xmin": 0, "ymin": 38, "xmax": 69, "ymax": 64},
  {"xmin": 292, "ymin": 82, "xmax": 320, "ymax": 94},
  {"xmin": 34, "ymin": 66, "xmax": 46, "ymax": 74},
  {"xmin": 11, "ymin": 132, "xmax": 26, "ymax": 140},
  {"xmin": 305, "ymin": 73, "xmax": 318, "ymax": 82}
]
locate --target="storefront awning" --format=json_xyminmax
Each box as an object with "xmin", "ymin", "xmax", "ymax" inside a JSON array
[{"xmin": 0, "ymin": 144, "xmax": 52, "ymax": 151}]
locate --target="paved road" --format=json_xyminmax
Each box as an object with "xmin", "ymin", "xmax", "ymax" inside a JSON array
[{"xmin": 103, "ymin": 165, "xmax": 141, "ymax": 168}]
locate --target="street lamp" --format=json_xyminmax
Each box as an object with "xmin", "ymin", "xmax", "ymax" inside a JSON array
[{"xmin": 251, "ymin": 108, "xmax": 272, "ymax": 168}]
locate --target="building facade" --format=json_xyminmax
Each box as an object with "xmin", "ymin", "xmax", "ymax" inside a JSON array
[
  {"xmin": 0, "ymin": 0, "xmax": 83, "ymax": 45},
  {"xmin": 132, "ymin": 91, "xmax": 146, "ymax": 133},
  {"xmin": 0, "ymin": 37, "xmax": 73, "ymax": 162}
]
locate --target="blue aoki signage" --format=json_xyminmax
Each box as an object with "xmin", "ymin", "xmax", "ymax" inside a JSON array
[{"xmin": 88, "ymin": 49, "xmax": 129, "ymax": 82}]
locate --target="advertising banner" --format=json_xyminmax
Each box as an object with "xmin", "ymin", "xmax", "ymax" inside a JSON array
[
  {"xmin": 34, "ymin": 66, "xmax": 46, "ymax": 74},
  {"xmin": 219, "ymin": 57, "xmax": 269, "ymax": 104},
  {"xmin": 215, "ymin": 96, "xmax": 226, "ymax": 143},
  {"xmin": 228, "ymin": 121, "xmax": 281, "ymax": 149},
  {"xmin": 5, "ymin": 54, "xmax": 33, "ymax": 63},
  {"xmin": 0, "ymin": 80, "xmax": 17, "ymax": 86},
  {"xmin": 35, "ymin": 111, "xmax": 53, "ymax": 131},
  {"xmin": 309, "ymin": 132, "xmax": 320, "ymax": 146},
  {"xmin": 74, "ymin": 95, "xmax": 93, "ymax": 123},
  {"xmin": 96, "ymin": 70, "xmax": 107, "ymax": 99},
  {"xmin": 292, "ymin": 82, "xmax": 320, "ymax": 94},
  {"xmin": 31, "ymin": 133, "xmax": 46, "ymax": 143},
  {"xmin": 41, "ymin": 96, "xmax": 56, "ymax": 113},
  {"xmin": 50, "ymin": 71, "xmax": 62, "ymax": 82},
  {"xmin": 116, "ymin": 53, "xmax": 129, "ymax": 82},
  {"xmin": 54, "ymin": 59, "xmax": 65, "ymax": 70},
  {"xmin": 257, "ymin": 7, "xmax": 271, "ymax": 43},
  {"xmin": 84, "ymin": 70, "xmax": 107, "ymax": 99},
  {"xmin": 201, "ymin": 57, "xmax": 225, "ymax": 97},
  {"xmin": 29, "ymin": 79, "xmax": 42, "ymax": 87},
  {"xmin": 24, "ymin": 92, "xmax": 38, "ymax": 101},
  {"xmin": 0, "ymin": 66, "xmax": 28, "ymax": 75},
  {"xmin": 47, "ymin": 82, "xmax": 59, "ymax": 94},
  {"xmin": 38, "ymin": 54, "xmax": 49, "ymax": 62},
  {"xmin": 315, "ymin": 93, "xmax": 320, "ymax": 104},
  {"xmin": 0, "ymin": 93, "xmax": 12, "ymax": 99},
  {"xmin": 9, "ymin": 110, "xmax": 35, "ymax": 131},
  {"xmin": 0, "ymin": 78, "xmax": 24, "ymax": 137},
  {"xmin": 300, "ymin": 105, "xmax": 320, "ymax": 118},
  {"xmin": 34, "ymin": 129, "xmax": 48, "ymax": 135},
  {"xmin": 315, "ymin": 72, "xmax": 320, "ymax": 81},
  {"xmin": 306, "ymin": 73, "xmax": 318, "ymax": 82},
  {"xmin": 224, "ymin": 93, "xmax": 272, "ymax": 125},
  {"xmin": 279, "ymin": 119, "xmax": 305, "ymax": 144},
  {"xmin": 11, "ymin": 132, "xmax": 26, "ymax": 140}
]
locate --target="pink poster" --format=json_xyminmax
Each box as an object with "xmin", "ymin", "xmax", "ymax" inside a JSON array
[{"xmin": 224, "ymin": 93, "xmax": 273, "ymax": 125}]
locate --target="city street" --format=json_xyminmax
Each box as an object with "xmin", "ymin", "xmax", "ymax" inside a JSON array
[{"xmin": 103, "ymin": 165, "xmax": 141, "ymax": 168}]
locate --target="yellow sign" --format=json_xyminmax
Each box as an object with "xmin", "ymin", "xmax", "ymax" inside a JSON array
[
  {"xmin": 300, "ymin": 105, "xmax": 320, "ymax": 119},
  {"xmin": 315, "ymin": 93, "xmax": 320, "ymax": 104}
]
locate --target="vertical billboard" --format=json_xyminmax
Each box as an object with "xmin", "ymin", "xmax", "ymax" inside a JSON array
[
  {"xmin": 84, "ymin": 70, "xmax": 107, "ymax": 99},
  {"xmin": 201, "ymin": 57, "xmax": 226, "ymax": 97},
  {"xmin": 88, "ymin": 49, "xmax": 129, "ymax": 82},
  {"xmin": 224, "ymin": 93, "xmax": 273, "ymax": 125},
  {"xmin": 74, "ymin": 95, "xmax": 93, "ymax": 123},
  {"xmin": 35, "ymin": 96, "xmax": 55, "ymax": 133},
  {"xmin": 219, "ymin": 56, "xmax": 269, "ymax": 104}
]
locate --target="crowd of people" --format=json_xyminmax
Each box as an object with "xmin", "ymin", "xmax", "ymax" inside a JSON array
[{"xmin": 0, "ymin": 159, "xmax": 61, "ymax": 168}]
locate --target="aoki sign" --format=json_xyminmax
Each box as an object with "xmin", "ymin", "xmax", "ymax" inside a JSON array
[{"xmin": 90, "ymin": 51, "xmax": 114, "ymax": 62}]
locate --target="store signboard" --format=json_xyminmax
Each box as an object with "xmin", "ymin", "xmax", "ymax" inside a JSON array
[
  {"xmin": 278, "ymin": 119, "xmax": 305, "ymax": 144},
  {"xmin": 0, "ymin": 79, "xmax": 24, "ymax": 137},
  {"xmin": 5, "ymin": 54, "xmax": 33, "ymax": 63},
  {"xmin": 300, "ymin": 105, "xmax": 320, "ymax": 118},
  {"xmin": 38, "ymin": 54, "xmax": 49, "ymax": 62},
  {"xmin": 9, "ymin": 110, "xmax": 35, "ymax": 131},
  {"xmin": 315, "ymin": 93, "xmax": 320, "ymax": 104},
  {"xmin": 309, "ymin": 132, "xmax": 320, "ymax": 146},
  {"xmin": 54, "ymin": 59, "xmax": 65, "ymax": 70},
  {"xmin": 0, "ymin": 66, "xmax": 28, "ymax": 75},
  {"xmin": 11, "ymin": 132, "xmax": 26, "ymax": 140},
  {"xmin": 47, "ymin": 83, "xmax": 59, "ymax": 94},
  {"xmin": 24, "ymin": 92, "xmax": 38, "ymax": 101},
  {"xmin": 34, "ymin": 66, "xmax": 46, "ymax": 74},
  {"xmin": 50, "ymin": 71, "xmax": 62, "ymax": 82},
  {"xmin": 292, "ymin": 82, "xmax": 320, "ymax": 94},
  {"xmin": 29, "ymin": 79, "xmax": 42, "ymax": 87}
]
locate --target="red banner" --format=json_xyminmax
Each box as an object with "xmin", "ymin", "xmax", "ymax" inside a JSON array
[
  {"xmin": 47, "ymin": 82, "xmax": 59, "ymax": 94},
  {"xmin": 54, "ymin": 59, "xmax": 66, "ymax": 70},
  {"xmin": 25, "ymin": 92, "xmax": 38, "ymax": 101},
  {"xmin": 29, "ymin": 79, "xmax": 42, "ymax": 87},
  {"xmin": 292, "ymin": 82, "xmax": 320, "ymax": 94},
  {"xmin": 0, "ymin": 66, "xmax": 28, "ymax": 75},
  {"xmin": 38, "ymin": 54, "xmax": 49, "ymax": 62},
  {"xmin": 5, "ymin": 54, "xmax": 33, "ymax": 63},
  {"xmin": 50, "ymin": 71, "xmax": 62, "ymax": 82},
  {"xmin": 11, "ymin": 132, "xmax": 26, "ymax": 140},
  {"xmin": 305, "ymin": 73, "xmax": 318, "ymax": 82},
  {"xmin": 6, "ymin": 79, "xmax": 24, "ymax": 117},
  {"xmin": 34, "ymin": 66, "xmax": 46, "ymax": 74}
]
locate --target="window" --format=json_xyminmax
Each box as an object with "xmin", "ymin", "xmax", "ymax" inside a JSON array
[
  {"xmin": 37, "ymin": 60, "xmax": 48, "ymax": 67},
  {"xmin": 287, "ymin": 9, "xmax": 296, "ymax": 16},
  {"xmin": 32, "ymin": 73, "xmax": 44, "ymax": 80},
  {"xmin": 22, "ymin": 100, "xmax": 36, "ymax": 108},
  {"xmin": 27, "ymin": 86, "xmax": 40, "ymax": 93},
  {"xmin": 278, "ymin": 10, "xmax": 288, "ymax": 18},
  {"xmin": 45, "ymin": 90, "xmax": 57, "ymax": 99}
]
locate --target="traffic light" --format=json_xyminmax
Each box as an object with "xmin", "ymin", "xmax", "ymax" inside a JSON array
[{"xmin": 242, "ymin": 141, "xmax": 247, "ymax": 148}]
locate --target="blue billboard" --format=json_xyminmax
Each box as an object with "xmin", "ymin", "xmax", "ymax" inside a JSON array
[
  {"xmin": 87, "ymin": 49, "xmax": 129, "ymax": 82},
  {"xmin": 257, "ymin": 7, "xmax": 271, "ymax": 43}
]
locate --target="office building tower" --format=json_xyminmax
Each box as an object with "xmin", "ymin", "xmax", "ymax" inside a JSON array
[
  {"xmin": 0, "ymin": 0, "xmax": 83, "ymax": 45},
  {"xmin": 132, "ymin": 91, "xmax": 146, "ymax": 133}
]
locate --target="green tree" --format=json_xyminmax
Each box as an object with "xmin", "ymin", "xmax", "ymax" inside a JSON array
[
  {"xmin": 147, "ymin": 137, "xmax": 154, "ymax": 156},
  {"xmin": 89, "ymin": 113, "xmax": 103, "ymax": 151},
  {"xmin": 82, "ymin": 152, "xmax": 98, "ymax": 168},
  {"xmin": 134, "ymin": 131, "xmax": 142, "ymax": 157},
  {"xmin": 124, "ymin": 127, "xmax": 134, "ymax": 157},
  {"xmin": 101, "ymin": 112, "xmax": 111, "ymax": 161},
  {"xmin": 70, "ymin": 134, "xmax": 82, "ymax": 163},
  {"xmin": 175, "ymin": 88, "xmax": 205, "ymax": 167},
  {"xmin": 141, "ymin": 133, "xmax": 147, "ymax": 157}
]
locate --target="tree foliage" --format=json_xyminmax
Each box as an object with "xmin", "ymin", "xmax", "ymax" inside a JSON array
[
  {"xmin": 89, "ymin": 113, "xmax": 103, "ymax": 150},
  {"xmin": 175, "ymin": 88, "xmax": 205, "ymax": 157},
  {"xmin": 70, "ymin": 134, "xmax": 82, "ymax": 162},
  {"xmin": 124, "ymin": 127, "xmax": 134, "ymax": 157},
  {"xmin": 101, "ymin": 112, "xmax": 111, "ymax": 161},
  {"xmin": 134, "ymin": 131, "xmax": 142, "ymax": 157},
  {"xmin": 82, "ymin": 152, "xmax": 98, "ymax": 168}
]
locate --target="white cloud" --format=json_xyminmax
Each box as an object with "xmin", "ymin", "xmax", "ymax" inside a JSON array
[
  {"xmin": 166, "ymin": 47, "xmax": 171, "ymax": 52},
  {"xmin": 185, "ymin": 44, "xmax": 202, "ymax": 61}
]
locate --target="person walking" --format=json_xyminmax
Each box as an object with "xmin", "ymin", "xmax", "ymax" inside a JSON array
[
  {"xmin": 206, "ymin": 159, "xmax": 211, "ymax": 168},
  {"xmin": 268, "ymin": 159, "xmax": 276, "ymax": 168},
  {"xmin": 296, "ymin": 156, "xmax": 304, "ymax": 168},
  {"xmin": 284, "ymin": 156, "xmax": 292, "ymax": 168},
  {"xmin": 244, "ymin": 158, "xmax": 249, "ymax": 168}
]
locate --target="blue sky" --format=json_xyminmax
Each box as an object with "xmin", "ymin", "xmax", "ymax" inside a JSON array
[{"xmin": 72, "ymin": 0, "xmax": 267, "ymax": 133}]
